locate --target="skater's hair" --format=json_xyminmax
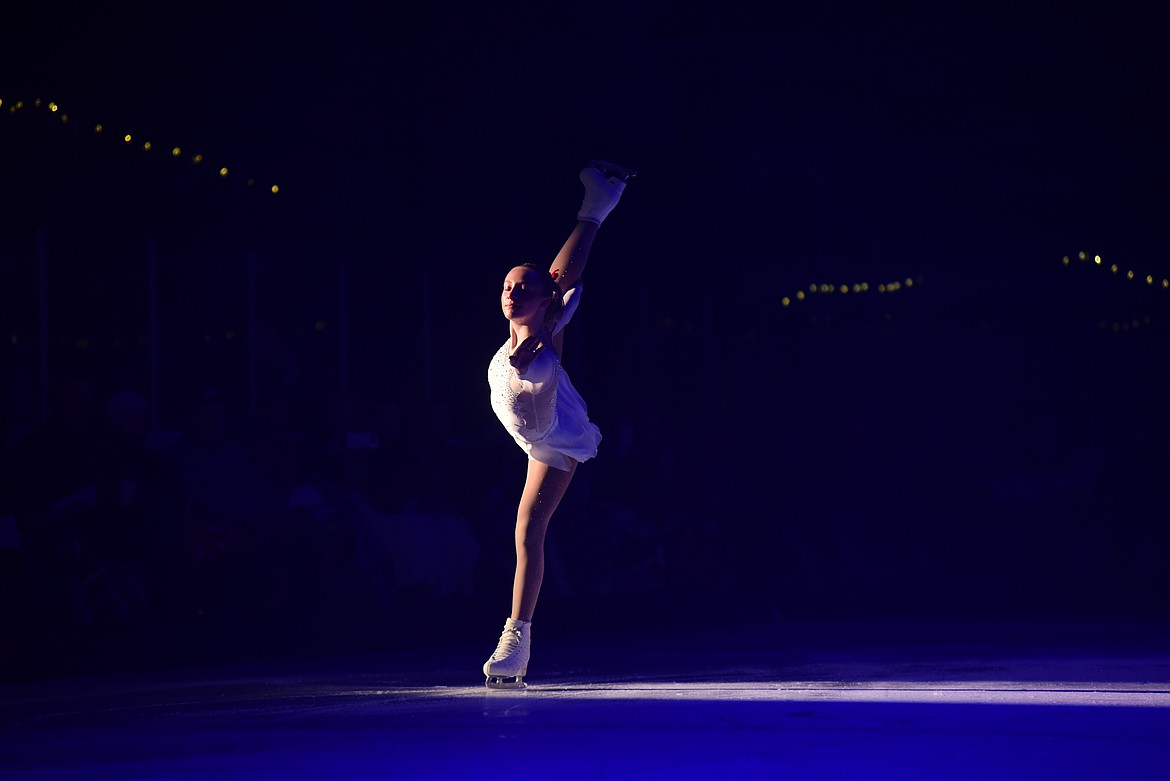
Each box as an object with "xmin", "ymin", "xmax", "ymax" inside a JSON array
[{"xmin": 516, "ymin": 263, "xmax": 564, "ymax": 329}]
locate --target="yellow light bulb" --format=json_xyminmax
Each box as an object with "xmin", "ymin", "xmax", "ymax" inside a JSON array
[
  {"xmin": 143, "ymin": 141, "xmax": 151, "ymax": 151},
  {"xmin": 1111, "ymin": 264, "xmax": 1118, "ymax": 273},
  {"xmin": 905, "ymin": 278, "xmax": 914, "ymax": 286},
  {"xmin": 124, "ymin": 134, "xmax": 132, "ymax": 143},
  {"xmin": 1062, "ymin": 256, "xmax": 1070, "ymax": 265},
  {"xmin": 782, "ymin": 297, "xmax": 791, "ymax": 307},
  {"xmin": 48, "ymin": 102, "xmax": 58, "ymax": 112},
  {"xmin": 1162, "ymin": 279, "xmax": 1169, "ymax": 289},
  {"xmin": 1078, "ymin": 251, "xmax": 1086, "ymax": 260},
  {"xmin": 1146, "ymin": 275, "xmax": 1154, "ymax": 285},
  {"xmin": 1127, "ymin": 270, "xmax": 1134, "ymax": 280},
  {"xmin": 796, "ymin": 291, "xmax": 805, "ymax": 300},
  {"xmin": 839, "ymin": 285, "xmax": 848, "ymax": 293},
  {"xmin": 172, "ymin": 147, "xmax": 181, "ymax": 157},
  {"xmin": 95, "ymin": 124, "xmax": 103, "ymax": 133},
  {"xmin": 193, "ymin": 154, "xmax": 203, "ymax": 164},
  {"xmin": 219, "ymin": 167, "xmax": 228, "ymax": 177},
  {"xmin": 1094, "ymin": 255, "xmax": 1102, "ymax": 264},
  {"xmin": 270, "ymin": 184, "xmax": 280, "ymax": 194}
]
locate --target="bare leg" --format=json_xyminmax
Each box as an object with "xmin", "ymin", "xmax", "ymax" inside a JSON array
[
  {"xmin": 549, "ymin": 221, "xmax": 598, "ymax": 291},
  {"xmin": 511, "ymin": 458, "xmax": 577, "ymax": 621}
]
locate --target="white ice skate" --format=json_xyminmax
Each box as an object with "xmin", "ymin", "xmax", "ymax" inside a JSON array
[
  {"xmin": 483, "ymin": 618, "xmax": 531, "ymax": 689},
  {"xmin": 577, "ymin": 160, "xmax": 636, "ymax": 225}
]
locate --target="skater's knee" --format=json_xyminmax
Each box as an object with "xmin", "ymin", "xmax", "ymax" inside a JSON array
[
  {"xmin": 514, "ymin": 517, "xmax": 548, "ymax": 553},
  {"xmin": 515, "ymin": 526, "xmax": 546, "ymax": 555}
]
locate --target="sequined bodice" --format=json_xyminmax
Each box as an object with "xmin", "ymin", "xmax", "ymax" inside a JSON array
[{"xmin": 488, "ymin": 341, "xmax": 560, "ymax": 443}]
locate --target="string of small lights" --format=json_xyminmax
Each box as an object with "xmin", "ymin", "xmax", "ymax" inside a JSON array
[
  {"xmin": 779, "ymin": 276, "xmax": 921, "ymax": 308},
  {"xmin": 1100, "ymin": 316, "xmax": 1153, "ymax": 333},
  {"xmin": 1062, "ymin": 251, "xmax": 1166, "ymax": 334},
  {"xmin": 3, "ymin": 96, "xmax": 290, "ymax": 353},
  {"xmin": 1062, "ymin": 251, "xmax": 1169, "ymax": 290},
  {"xmin": 1, "ymin": 96, "xmax": 281, "ymax": 195}
]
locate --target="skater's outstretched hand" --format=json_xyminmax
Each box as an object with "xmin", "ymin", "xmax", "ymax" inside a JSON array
[{"xmin": 508, "ymin": 335, "xmax": 545, "ymax": 373}]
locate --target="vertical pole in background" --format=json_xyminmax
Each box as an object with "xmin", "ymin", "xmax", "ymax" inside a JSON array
[
  {"xmin": 147, "ymin": 239, "xmax": 159, "ymax": 431},
  {"xmin": 339, "ymin": 259, "xmax": 350, "ymax": 395},
  {"xmin": 248, "ymin": 251, "xmax": 258, "ymax": 413},
  {"xmin": 421, "ymin": 265, "xmax": 432, "ymax": 401},
  {"xmin": 640, "ymin": 287, "xmax": 650, "ymax": 401},
  {"xmin": 37, "ymin": 228, "xmax": 49, "ymax": 423}
]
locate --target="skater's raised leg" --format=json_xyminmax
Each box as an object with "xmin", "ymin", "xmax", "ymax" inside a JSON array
[{"xmin": 550, "ymin": 163, "xmax": 629, "ymax": 290}]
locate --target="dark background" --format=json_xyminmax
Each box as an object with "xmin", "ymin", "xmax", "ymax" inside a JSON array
[{"xmin": 2, "ymin": 2, "xmax": 1167, "ymax": 677}]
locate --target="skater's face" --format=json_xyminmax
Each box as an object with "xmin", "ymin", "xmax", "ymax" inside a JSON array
[{"xmin": 501, "ymin": 266, "xmax": 553, "ymax": 323}]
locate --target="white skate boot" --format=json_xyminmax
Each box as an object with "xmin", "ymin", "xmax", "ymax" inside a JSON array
[
  {"xmin": 577, "ymin": 160, "xmax": 636, "ymax": 225},
  {"xmin": 483, "ymin": 617, "xmax": 531, "ymax": 689}
]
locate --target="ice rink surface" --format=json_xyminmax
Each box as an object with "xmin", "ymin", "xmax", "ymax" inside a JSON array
[{"xmin": 2, "ymin": 619, "xmax": 1168, "ymax": 779}]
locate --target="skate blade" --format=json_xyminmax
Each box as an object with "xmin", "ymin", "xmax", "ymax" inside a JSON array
[
  {"xmin": 485, "ymin": 675, "xmax": 528, "ymax": 690},
  {"xmin": 588, "ymin": 160, "xmax": 637, "ymax": 181}
]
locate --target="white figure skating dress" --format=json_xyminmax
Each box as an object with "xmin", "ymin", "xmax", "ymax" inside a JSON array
[{"xmin": 488, "ymin": 285, "xmax": 601, "ymax": 471}]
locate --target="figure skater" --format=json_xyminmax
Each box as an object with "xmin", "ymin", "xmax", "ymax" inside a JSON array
[{"xmin": 482, "ymin": 160, "xmax": 635, "ymax": 688}]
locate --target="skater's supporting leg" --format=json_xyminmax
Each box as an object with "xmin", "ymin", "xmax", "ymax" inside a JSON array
[{"xmin": 511, "ymin": 458, "xmax": 577, "ymax": 622}]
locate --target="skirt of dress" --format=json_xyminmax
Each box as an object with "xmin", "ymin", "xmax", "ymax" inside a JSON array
[{"xmin": 515, "ymin": 367, "xmax": 601, "ymax": 471}]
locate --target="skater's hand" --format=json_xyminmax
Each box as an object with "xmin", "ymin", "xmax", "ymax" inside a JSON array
[{"xmin": 508, "ymin": 336, "xmax": 544, "ymax": 372}]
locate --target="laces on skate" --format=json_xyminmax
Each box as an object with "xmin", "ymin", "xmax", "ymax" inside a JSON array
[
  {"xmin": 488, "ymin": 627, "xmax": 522, "ymax": 661},
  {"xmin": 483, "ymin": 620, "xmax": 531, "ymax": 689}
]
